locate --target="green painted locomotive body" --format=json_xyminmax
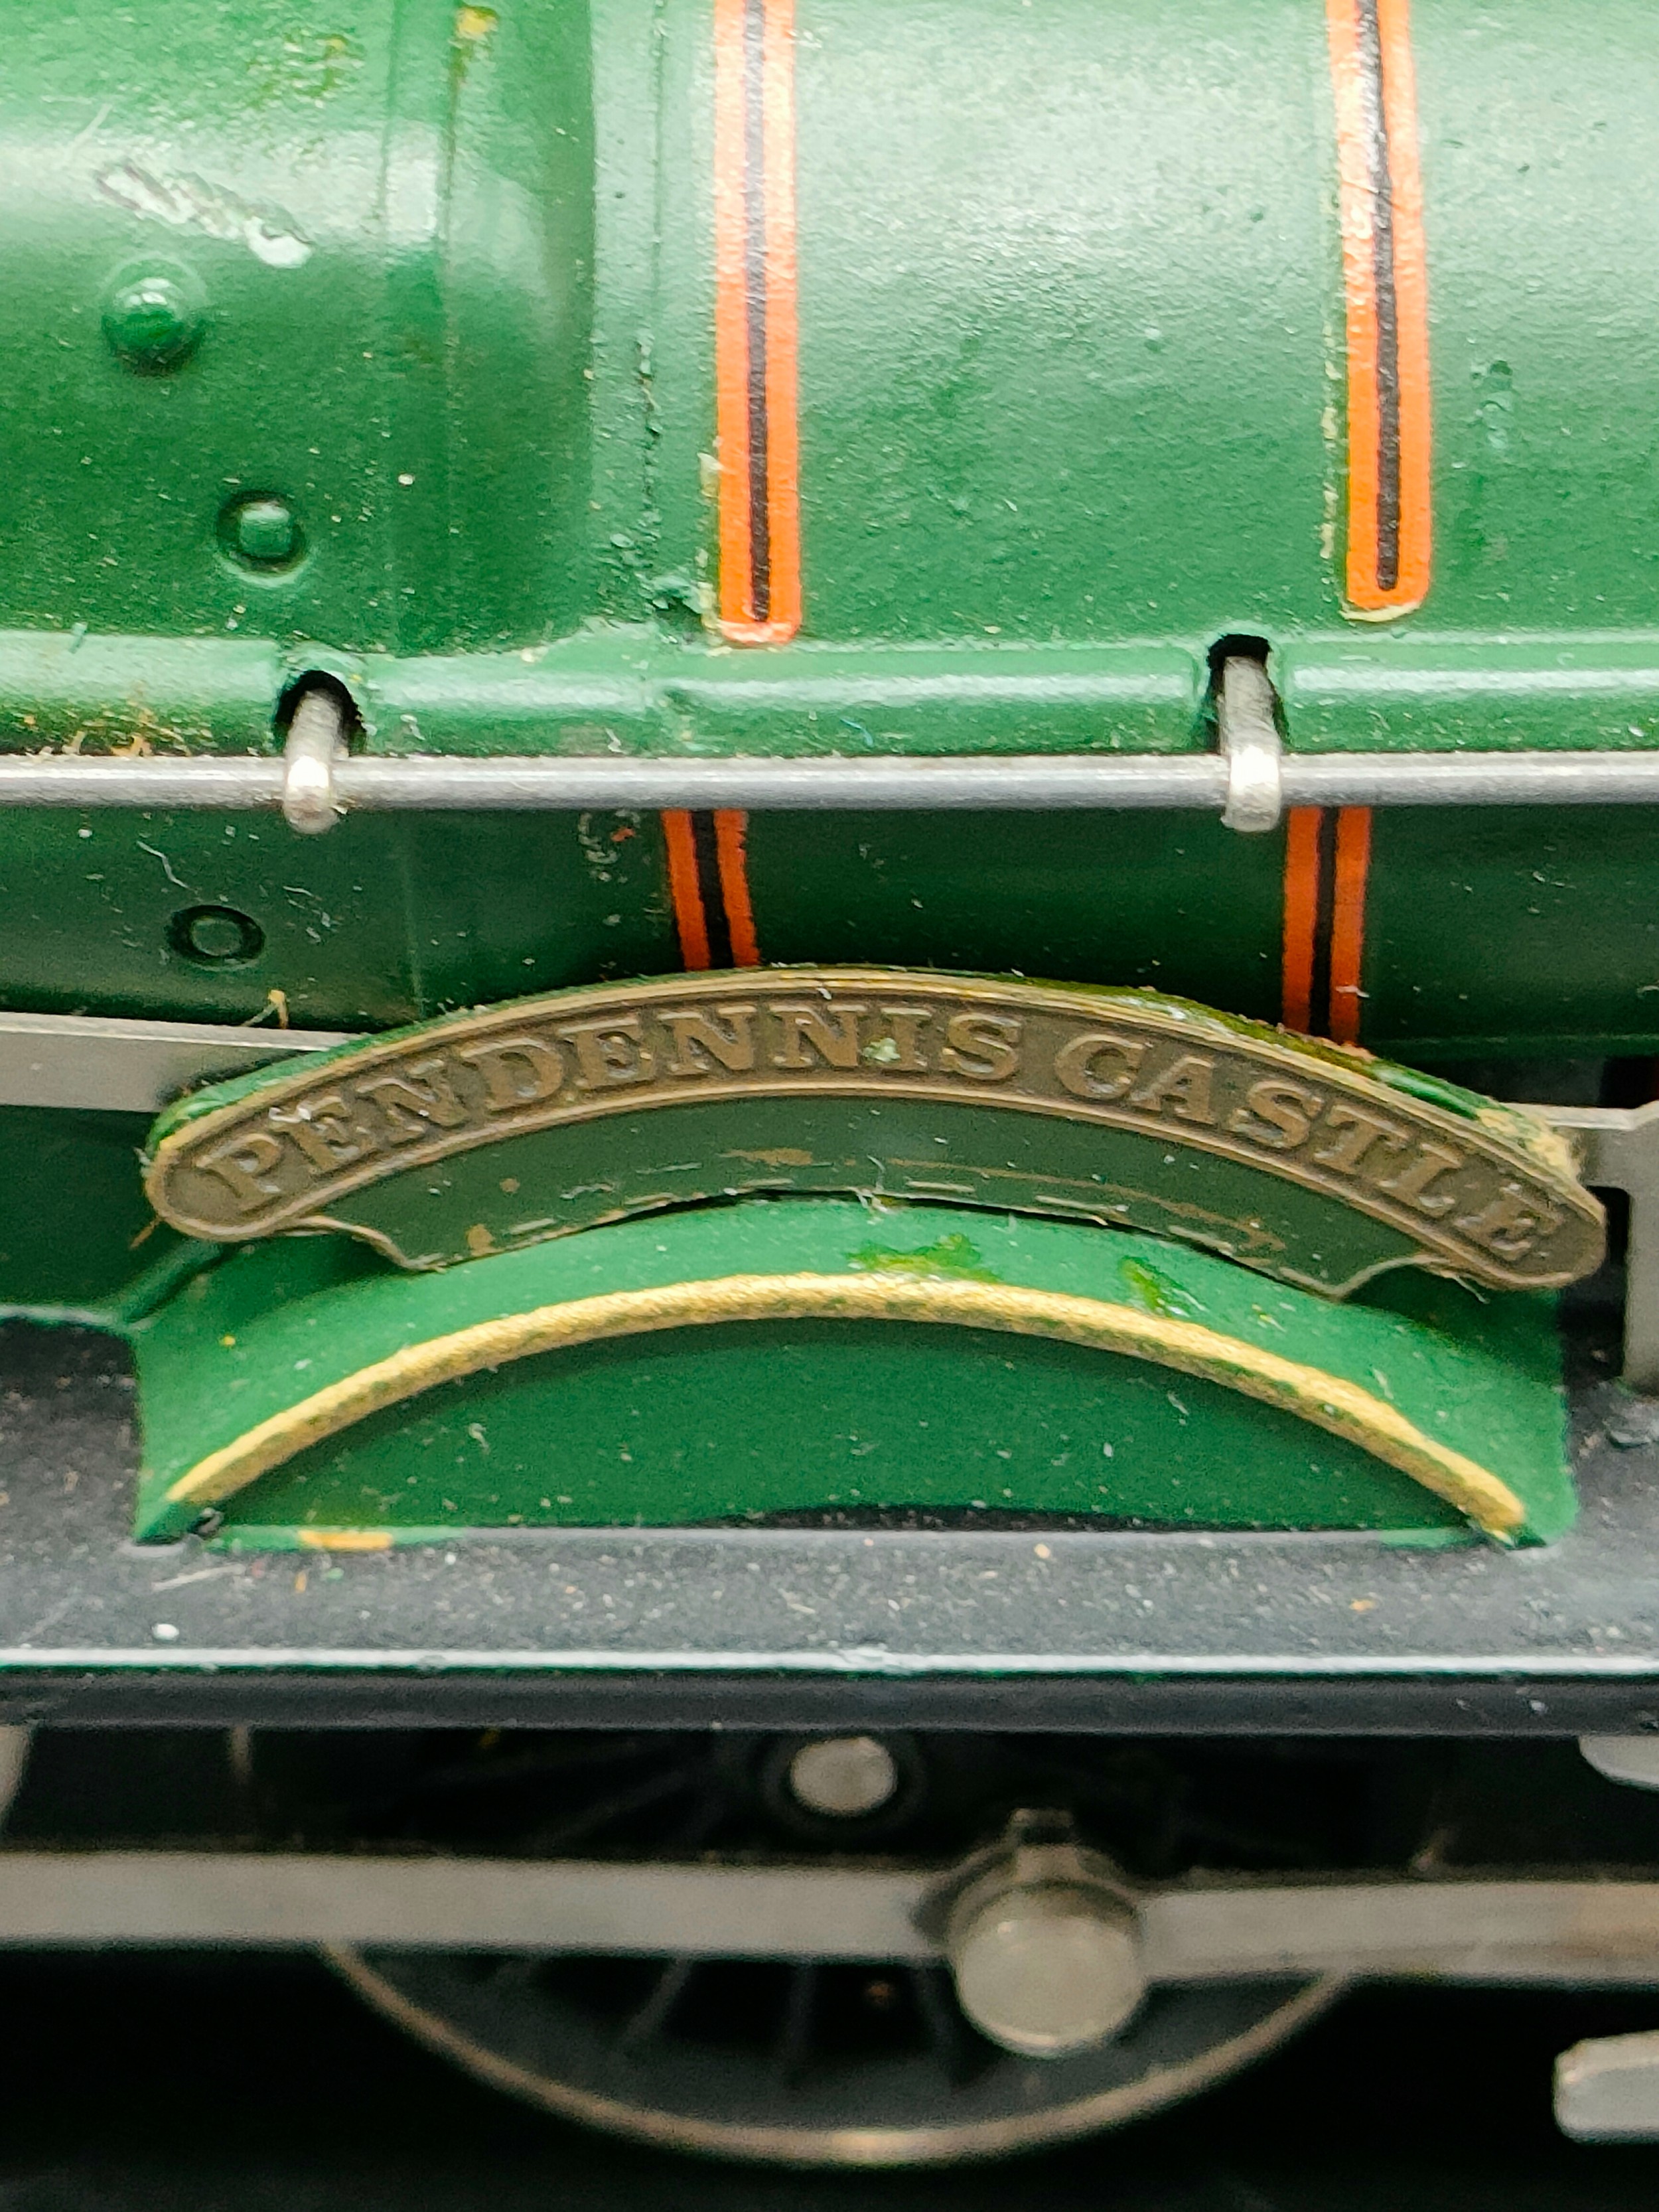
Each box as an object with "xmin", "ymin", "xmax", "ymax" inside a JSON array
[
  {"xmin": 15, "ymin": 0, "xmax": 1659, "ymax": 2168},
  {"xmin": 0, "ymin": 0, "xmax": 1654, "ymax": 1548}
]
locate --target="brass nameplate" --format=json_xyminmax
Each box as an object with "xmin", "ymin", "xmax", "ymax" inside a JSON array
[{"xmin": 145, "ymin": 970, "xmax": 1603, "ymax": 1293}]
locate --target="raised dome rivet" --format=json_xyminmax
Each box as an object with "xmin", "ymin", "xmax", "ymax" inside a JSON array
[
  {"xmin": 787, "ymin": 1736, "xmax": 900, "ymax": 1818},
  {"xmin": 102, "ymin": 266, "xmax": 204, "ymax": 373},
  {"xmin": 223, "ymin": 495, "xmax": 301, "ymax": 571}
]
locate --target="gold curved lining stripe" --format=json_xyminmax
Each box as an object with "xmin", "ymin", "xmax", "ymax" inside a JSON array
[{"xmin": 165, "ymin": 1272, "xmax": 1525, "ymax": 1538}]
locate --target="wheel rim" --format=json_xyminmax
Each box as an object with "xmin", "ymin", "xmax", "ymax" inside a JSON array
[{"xmin": 327, "ymin": 1943, "xmax": 1344, "ymax": 2168}]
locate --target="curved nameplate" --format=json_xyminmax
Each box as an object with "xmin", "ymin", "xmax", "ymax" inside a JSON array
[{"xmin": 144, "ymin": 969, "xmax": 1604, "ymax": 1296}]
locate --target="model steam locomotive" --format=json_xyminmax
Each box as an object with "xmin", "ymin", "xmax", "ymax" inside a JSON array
[{"xmin": 2, "ymin": 0, "xmax": 1659, "ymax": 2166}]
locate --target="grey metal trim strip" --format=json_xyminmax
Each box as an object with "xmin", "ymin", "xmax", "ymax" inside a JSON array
[
  {"xmin": 2, "ymin": 750, "xmax": 1659, "ymax": 811},
  {"xmin": 1551, "ymin": 1101, "xmax": 1659, "ymax": 1390},
  {"xmin": 0, "ymin": 1011, "xmax": 355, "ymax": 1114}
]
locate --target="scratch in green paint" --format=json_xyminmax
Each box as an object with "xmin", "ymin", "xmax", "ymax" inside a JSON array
[{"xmin": 1117, "ymin": 1255, "xmax": 1202, "ymax": 1319}]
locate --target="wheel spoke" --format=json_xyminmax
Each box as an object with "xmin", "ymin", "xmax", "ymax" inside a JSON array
[
  {"xmin": 774, "ymin": 1962, "xmax": 819, "ymax": 2085},
  {"xmin": 1177, "ymin": 1816, "xmax": 1325, "ymax": 1866},
  {"xmin": 666, "ymin": 1789, "xmax": 731, "ymax": 1851},
  {"xmin": 528, "ymin": 1765, "xmax": 695, "ymax": 1852},
  {"xmin": 416, "ymin": 1735, "xmax": 667, "ymax": 1797},
  {"xmin": 615, "ymin": 1955, "xmax": 697, "ymax": 2051},
  {"xmin": 488, "ymin": 1953, "xmax": 548, "ymax": 1992},
  {"xmin": 908, "ymin": 1963, "xmax": 985, "ymax": 2087}
]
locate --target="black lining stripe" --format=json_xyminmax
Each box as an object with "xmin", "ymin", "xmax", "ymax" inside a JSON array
[
  {"xmin": 690, "ymin": 812, "xmax": 735, "ymax": 970},
  {"xmin": 1310, "ymin": 808, "xmax": 1339, "ymax": 1041},
  {"xmin": 741, "ymin": 0, "xmax": 771, "ymax": 624},
  {"xmin": 1353, "ymin": 0, "xmax": 1402, "ymax": 593}
]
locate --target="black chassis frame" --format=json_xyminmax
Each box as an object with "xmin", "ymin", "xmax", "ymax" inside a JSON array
[{"xmin": 4, "ymin": 1317, "xmax": 1659, "ymax": 1737}]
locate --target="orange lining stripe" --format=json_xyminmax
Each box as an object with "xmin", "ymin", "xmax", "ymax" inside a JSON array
[
  {"xmin": 712, "ymin": 0, "xmax": 754, "ymax": 631},
  {"xmin": 1281, "ymin": 807, "xmax": 1323, "ymax": 1034},
  {"xmin": 713, "ymin": 810, "xmax": 762, "ymax": 966},
  {"xmin": 1326, "ymin": 0, "xmax": 1431, "ymax": 615},
  {"xmin": 1328, "ymin": 806, "xmax": 1373, "ymax": 1045},
  {"xmin": 662, "ymin": 810, "xmax": 712, "ymax": 971},
  {"xmin": 713, "ymin": 0, "xmax": 801, "ymax": 644},
  {"xmin": 758, "ymin": 0, "xmax": 800, "ymax": 637}
]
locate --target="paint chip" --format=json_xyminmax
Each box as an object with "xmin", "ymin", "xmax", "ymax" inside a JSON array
[{"xmin": 98, "ymin": 161, "xmax": 312, "ymax": 267}]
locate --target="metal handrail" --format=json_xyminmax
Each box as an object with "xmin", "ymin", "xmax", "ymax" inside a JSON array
[{"xmin": 1, "ymin": 747, "xmax": 1659, "ymax": 812}]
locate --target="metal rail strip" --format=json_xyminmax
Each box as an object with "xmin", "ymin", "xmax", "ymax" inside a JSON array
[{"xmin": 4, "ymin": 749, "xmax": 1659, "ymax": 813}]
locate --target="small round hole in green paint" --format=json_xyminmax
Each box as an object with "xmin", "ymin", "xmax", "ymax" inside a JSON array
[{"xmin": 171, "ymin": 905, "xmax": 265, "ymax": 966}]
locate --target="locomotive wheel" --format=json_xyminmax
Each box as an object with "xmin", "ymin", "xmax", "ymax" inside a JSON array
[
  {"xmin": 326, "ymin": 1943, "xmax": 1340, "ymax": 2167},
  {"xmin": 246, "ymin": 1729, "xmax": 1370, "ymax": 2166}
]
